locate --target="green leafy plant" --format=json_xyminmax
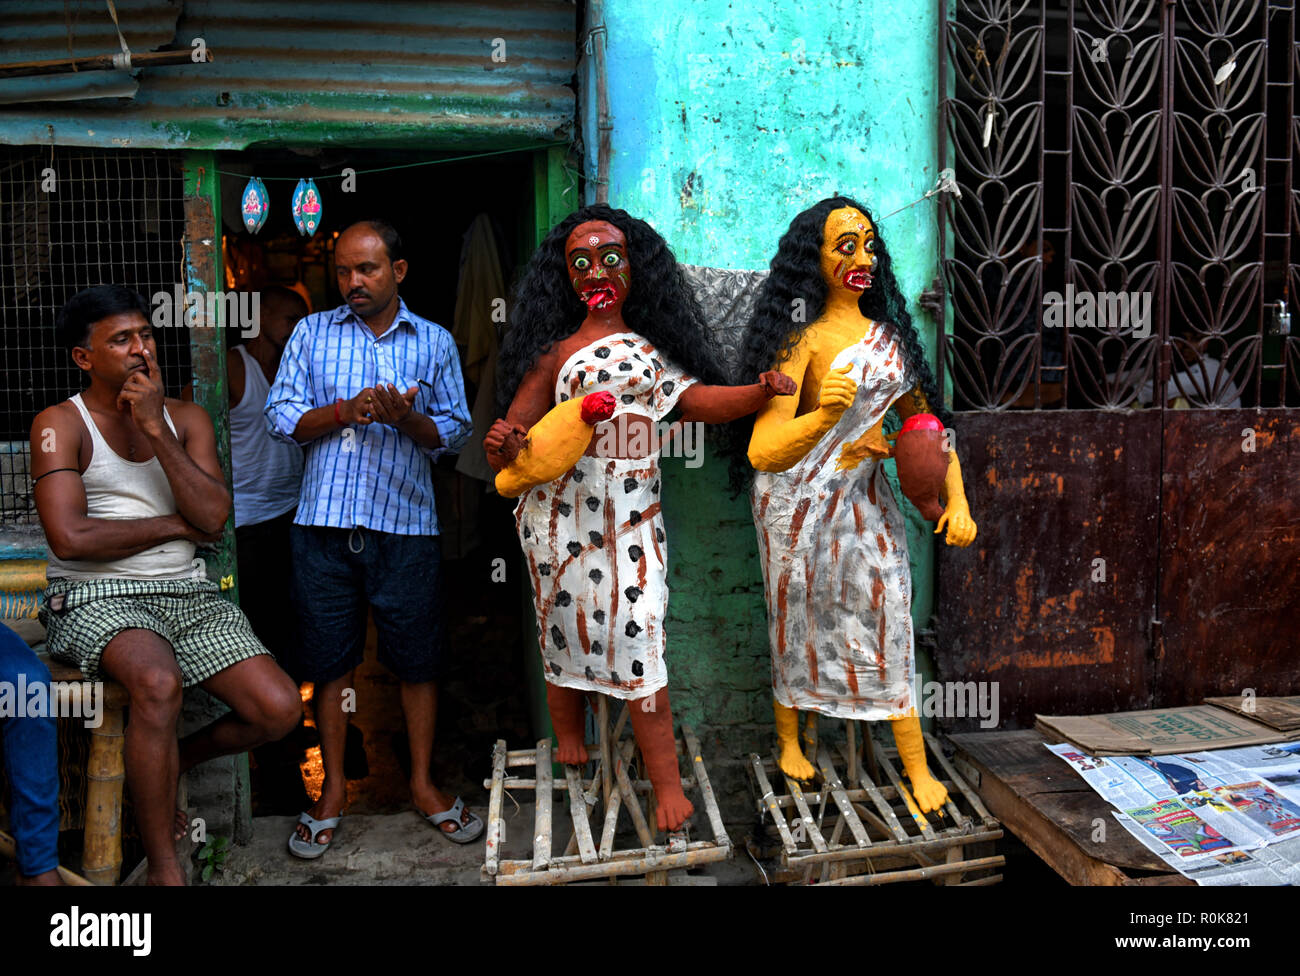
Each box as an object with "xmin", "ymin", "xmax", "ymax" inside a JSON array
[{"xmin": 196, "ymin": 835, "xmax": 230, "ymax": 882}]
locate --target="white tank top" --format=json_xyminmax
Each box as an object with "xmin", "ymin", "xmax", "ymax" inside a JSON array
[
  {"xmin": 229, "ymin": 344, "xmax": 303, "ymax": 527},
  {"xmin": 46, "ymin": 394, "xmax": 197, "ymax": 581}
]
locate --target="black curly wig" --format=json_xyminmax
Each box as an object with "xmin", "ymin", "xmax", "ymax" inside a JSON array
[
  {"xmin": 726, "ymin": 195, "xmax": 951, "ymax": 495},
  {"xmin": 496, "ymin": 204, "xmax": 728, "ymax": 418}
]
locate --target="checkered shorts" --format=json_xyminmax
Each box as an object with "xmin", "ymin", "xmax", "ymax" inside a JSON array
[{"xmin": 40, "ymin": 577, "xmax": 269, "ymax": 687}]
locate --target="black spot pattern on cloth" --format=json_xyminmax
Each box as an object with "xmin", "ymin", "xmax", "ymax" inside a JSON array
[
  {"xmin": 628, "ymin": 544, "xmax": 644, "ymax": 561},
  {"xmin": 588, "ymin": 568, "xmax": 603, "ymax": 583},
  {"xmin": 652, "ymin": 481, "xmax": 660, "ymax": 494},
  {"xmin": 586, "ymin": 496, "xmax": 600, "ymax": 512},
  {"xmin": 594, "ymin": 346, "xmax": 611, "ymax": 359},
  {"xmin": 567, "ymin": 541, "xmax": 583, "ymax": 557},
  {"xmin": 643, "ymin": 369, "xmax": 651, "ymax": 378},
  {"xmin": 559, "ymin": 393, "xmax": 570, "ymax": 401},
  {"xmin": 588, "ymin": 531, "xmax": 604, "ymax": 547},
  {"xmin": 628, "ymin": 510, "xmax": 642, "ymax": 525},
  {"xmin": 624, "ymin": 586, "xmax": 642, "ymax": 603},
  {"xmin": 576, "ymin": 370, "xmax": 586, "ymax": 385},
  {"xmin": 598, "ymin": 369, "xmax": 611, "ymax": 382},
  {"xmin": 656, "ymin": 527, "xmax": 665, "ymax": 543},
  {"xmin": 538, "ymin": 563, "xmax": 551, "ymax": 576},
  {"xmin": 625, "ymin": 620, "xmax": 642, "ymax": 637},
  {"xmin": 652, "ymin": 358, "xmax": 663, "ymax": 370},
  {"xmin": 572, "ymin": 469, "xmax": 584, "ymax": 483},
  {"xmin": 523, "ymin": 525, "xmax": 531, "ymax": 539},
  {"xmin": 621, "ymin": 394, "xmax": 635, "ymax": 404},
  {"xmin": 550, "ymin": 625, "xmax": 567, "ymax": 649},
  {"xmin": 591, "ymin": 640, "xmax": 602, "ymax": 656},
  {"xmin": 623, "ymin": 477, "xmax": 638, "ymax": 493},
  {"xmin": 610, "ymin": 671, "xmax": 622, "ymax": 685},
  {"xmin": 593, "ymin": 609, "xmax": 606, "ymax": 624},
  {"xmin": 556, "ymin": 591, "xmax": 572, "ymax": 607},
  {"xmin": 585, "ymin": 666, "xmax": 596, "ymax": 681},
  {"xmin": 623, "ymin": 338, "xmax": 636, "ymax": 346},
  {"xmin": 632, "ymin": 660, "xmax": 644, "ymax": 677},
  {"xmin": 662, "ymin": 380, "xmax": 675, "ymax": 396},
  {"xmin": 557, "ymin": 502, "xmax": 572, "ymax": 517},
  {"xmin": 619, "ymin": 361, "xmax": 633, "ymax": 371},
  {"xmin": 550, "ymin": 662, "xmax": 562, "ymax": 676}
]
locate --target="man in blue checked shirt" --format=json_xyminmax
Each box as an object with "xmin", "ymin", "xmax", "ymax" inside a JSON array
[{"xmin": 265, "ymin": 219, "xmax": 480, "ymax": 857}]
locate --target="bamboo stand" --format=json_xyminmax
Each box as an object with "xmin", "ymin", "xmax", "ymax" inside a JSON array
[
  {"xmin": 482, "ymin": 700, "xmax": 731, "ymax": 885},
  {"xmin": 747, "ymin": 716, "xmax": 1005, "ymax": 885}
]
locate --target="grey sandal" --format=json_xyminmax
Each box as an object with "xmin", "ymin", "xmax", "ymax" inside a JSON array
[
  {"xmin": 288, "ymin": 812, "xmax": 341, "ymax": 859},
  {"xmin": 419, "ymin": 797, "xmax": 484, "ymax": 844}
]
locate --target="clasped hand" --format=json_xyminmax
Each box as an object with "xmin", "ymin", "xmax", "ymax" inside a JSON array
[{"xmin": 338, "ymin": 384, "xmax": 418, "ymax": 427}]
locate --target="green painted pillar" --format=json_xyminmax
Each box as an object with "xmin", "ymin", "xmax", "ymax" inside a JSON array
[{"xmin": 181, "ymin": 151, "xmax": 251, "ymax": 843}]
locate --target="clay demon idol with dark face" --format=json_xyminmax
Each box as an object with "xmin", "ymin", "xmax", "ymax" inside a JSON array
[
  {"xmin": 733, "ymin": 195, "xmax": 978, "ymax": 812},
  {"xmin": 486, "ymin": 204, "xmax": 794, "ymax": 831}
]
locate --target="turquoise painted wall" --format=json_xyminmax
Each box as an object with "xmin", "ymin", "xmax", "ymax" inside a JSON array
[{"xmin": 592, "ymin": 1, "xmax": 945, "ymax": 795}]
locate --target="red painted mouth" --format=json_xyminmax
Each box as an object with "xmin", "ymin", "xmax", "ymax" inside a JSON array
[
  {"xmin": 843, "ymin": 270, "xmax": 872, "ymax": 292},
  {"xmin": 581, "ymin": 285, "xmax": 618, "ymax": 310}
]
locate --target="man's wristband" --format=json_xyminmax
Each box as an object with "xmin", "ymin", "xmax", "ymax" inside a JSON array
[{"xmin": 334, "ymin": 398, "xmax": 345, "ymax": 426}]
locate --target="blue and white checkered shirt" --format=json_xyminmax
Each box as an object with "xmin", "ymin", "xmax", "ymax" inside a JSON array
[{"xmin": 264, "ymin": 299, "xmax": 472, "ymax": 536}]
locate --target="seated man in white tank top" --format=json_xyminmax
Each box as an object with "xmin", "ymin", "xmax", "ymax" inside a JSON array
[{"xmin": 31, "ymin": 285, "xmax": 301, "ymax": 886}]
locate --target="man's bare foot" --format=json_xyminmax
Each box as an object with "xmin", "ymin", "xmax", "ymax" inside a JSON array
[
  {"xmin": 145, "ymin": 859, "xmax": 185, "ymax": 886},
  {"xmin": 412, "ymin": 781, "xmax": 475, "ymax": 835},
  {"xmin": 174, "ymin": 807, "xmax": 190, "ymax": 842},
  {"xmin": 15, "ymin": 868, "xmax": 63, "ymax": 886},
  {"xmin": 294, "ymin": 787, "xmax": 345, "ymax": 847},
  {"xmin": 654, "ymin": 788, "xmax": 695, "ymax": 833}
]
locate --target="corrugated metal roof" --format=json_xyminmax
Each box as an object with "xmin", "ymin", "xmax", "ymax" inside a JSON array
[{"xmin": 0, "ymin": 0, "xmax": 577, "ymax": 149}]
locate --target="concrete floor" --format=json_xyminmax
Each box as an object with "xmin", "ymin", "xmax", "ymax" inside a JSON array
[{"xmin": 210, "ymin": 802, "xmax": 761, "ymax": 886}]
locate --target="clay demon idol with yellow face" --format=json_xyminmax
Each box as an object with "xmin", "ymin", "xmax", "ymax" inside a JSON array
[
  {"xmin": 486, "ymin": 204, "xmax": 794, "ymax": 831},
  {"xmin": 734, "ymin": 196, "xmax": 977, "ymax": 812}
]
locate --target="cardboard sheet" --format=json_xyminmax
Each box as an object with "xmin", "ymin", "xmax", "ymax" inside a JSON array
[
  {"xmin": 1035, "ymin": 705, "xmax": 1300, "ymax": 756},
  {"xmin": 1203, "ymin": 696, "xmax": 1300, "ymax": 733}
]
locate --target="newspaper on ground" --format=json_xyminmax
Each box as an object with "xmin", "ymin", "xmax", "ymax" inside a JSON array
[{"xmin": 1046, "ymin": 741, "xmax": 1300, "ymax": 885}]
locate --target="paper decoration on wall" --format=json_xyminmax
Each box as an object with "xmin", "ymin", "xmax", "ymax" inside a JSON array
[
  {"xmin": 240, "ymin": 177, "xmax": 269, "ymax": 234},
  {"xmin": 292, "ymin": 178, "xmax": 323, "ymax": 237}
]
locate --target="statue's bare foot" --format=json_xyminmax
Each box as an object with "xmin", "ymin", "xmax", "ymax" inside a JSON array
[
  {"xmin": 554, "ymin": 730, "xmax": 588, "ymax": 766},
  {"xmin": 655, "ymin": 788, "xmax": 695, "ymax": 832},
  {"xmin": 908, "ymin": 771, "xmax": 949, "ymax": 813},
  {"xmin": 778, "ymin": 743, "xmax": 816, "ymax": 782}
]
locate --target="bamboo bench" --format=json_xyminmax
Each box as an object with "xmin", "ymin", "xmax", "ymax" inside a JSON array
[{"xmin": 36, "ymin": 653, "xmax": 130, "ymax": 885}]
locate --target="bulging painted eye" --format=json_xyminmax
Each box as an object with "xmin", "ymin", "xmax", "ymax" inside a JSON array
[
  {"xmin": 837, "ymin": 240, "xmax": 856, "ymax": 255},
  {"xmin": 865, "ymin": 238, "xmax": 876, "ymax": 251},
  {"xmin": 602, "ymin": 252, "xmax": 620, "ymax": 267},
  {"xmin": 574, "ymin": 256, "xmax": 590, "ymax": 270}
]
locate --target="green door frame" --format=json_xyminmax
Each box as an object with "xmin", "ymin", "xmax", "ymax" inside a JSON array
[{"xmin": 521, "ymin": 146, "xmax": 579, "ymax": 739}]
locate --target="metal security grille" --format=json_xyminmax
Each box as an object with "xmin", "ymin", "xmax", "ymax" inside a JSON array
[
  {"xmin": 0, "ymin": 147, "xmax": 188, "ymax": 526},
  {"xmin": 938, "ymin": 0, "xmax": 1300, "ymax": 411}
]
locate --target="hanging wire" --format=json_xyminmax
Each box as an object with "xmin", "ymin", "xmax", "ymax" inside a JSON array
[{"xmin": 215, "ymin": 141, "xmax": 570, "ymax": 181}]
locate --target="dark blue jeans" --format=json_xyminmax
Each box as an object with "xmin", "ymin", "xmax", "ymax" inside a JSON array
[{"xmin": 0, "ymin": 623, "xmax": 59, "ymax": 877}]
